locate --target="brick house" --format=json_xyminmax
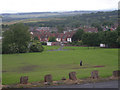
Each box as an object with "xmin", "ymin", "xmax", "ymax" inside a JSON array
[
  {"xmin": 84, "ymin": 27, "xmax": 98, "ymax": 33},
  {"xmin": 32, "ymin": 30, "xmax": 75, "ymax": 43}
]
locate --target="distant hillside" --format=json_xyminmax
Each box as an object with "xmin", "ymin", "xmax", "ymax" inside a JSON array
[
  {"xmin": 1, "ymin": 11, "xmax": 97, "ymax": 23},
  {"xmin": 1, "ymin": 10, "xmax": 118, "ymax": 27},
  {"xmin": 24, "ymin": 10, "xmax": 118, "ymax": 28},
  {"xmin": 65, "ymin": 10, "xmax": 118, "ymax": 27}
]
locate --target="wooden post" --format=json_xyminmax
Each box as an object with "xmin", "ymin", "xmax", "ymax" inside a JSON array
[
  {"xmin": 91, "ymin": 70, "xmax": 99, "ymax": 79},
  {"xmin": 113, "ymin": 70, "xmax": 120, "ymax": 77},
  {"xmin": 44, "ymin": 74, "xmax": 52, "ymax": 82},
  {"xmin": 20, "ymin": 76, "xmax": 28, "ymax": 84},
  {"xmin": 69, "ymin": 72, "xmax": 77, "ymax": 80}
]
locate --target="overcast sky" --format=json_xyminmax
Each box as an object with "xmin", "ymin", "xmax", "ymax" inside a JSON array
[{"xmin": 0, "ymin": 0, "xmax": 119, "ymax": 13}]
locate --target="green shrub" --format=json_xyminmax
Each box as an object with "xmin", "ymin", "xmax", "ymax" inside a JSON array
[
  {"xmin": 68, "ymin": 41, "xmax": 83, "ymax": 46},
  {"xmin": 29, "ymin": 42, "xmax": 44, "ymax": 52},
  {"xmin": 2, "ymin": 43, "xmax": 18, "ymax": 54},
  {"xmin": 19, "ymin": 45, "xmax": 28, "ymax": 53}
]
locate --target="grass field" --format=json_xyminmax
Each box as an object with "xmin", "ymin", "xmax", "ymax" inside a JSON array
[
  {"xmin": 2, "ymin": 46, "xmax": 118, "ymax": 85},
  {"xmin": 3, "ymin": 18, "xmax": 65, "ymax": 25}
]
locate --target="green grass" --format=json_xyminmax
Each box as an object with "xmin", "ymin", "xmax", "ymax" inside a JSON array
[{"xmin": 2, "ymin": 46, "xmax": 118, "ymax": 85}]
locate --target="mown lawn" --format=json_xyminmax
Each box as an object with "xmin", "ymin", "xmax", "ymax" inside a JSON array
[{"xmin": 2, "ymin": 46, "xmax": 118, "ymax": 85}]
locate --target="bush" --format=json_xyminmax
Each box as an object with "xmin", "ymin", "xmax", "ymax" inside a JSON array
[
  {"xmin": 19, "ymin": 45, "xmax": 28, "ymax": 53},
  {"xmin": 68, "ymin": 41, "xmax": 83, "ymax": 46},
  {"xmin": 2, "ymin": 43, "xmax": 18, "ymax": 54},
  {"xmin": 29, "ymin": 42, "xmax": 44, "ymax": 52},
  {"xmin": 76, "ymin": 41, "xmax": 83, "ymax": 46}
]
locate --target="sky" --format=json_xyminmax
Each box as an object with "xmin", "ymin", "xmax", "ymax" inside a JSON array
[{"xmin": 0, "ymin": 0, "xmax": 119, "ymax": 13}]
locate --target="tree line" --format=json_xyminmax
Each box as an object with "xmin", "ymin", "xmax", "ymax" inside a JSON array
[
  {"xmin": 2, "ymin": 23, "xmax": 44, "ymax": 54},
  {"xmin": 71, "ymin": 27, "xmax": 120, "ymax": 48}
]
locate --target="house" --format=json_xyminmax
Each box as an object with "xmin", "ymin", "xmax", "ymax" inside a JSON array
[
  {"xmin": 84, "ymin": 27, "xmax": 98, "ymax": 33},
  {"xmin": 56, "ymin": 33, "xmax": 64, "ymax": 42},
  {"xmin": 47, "ymin": 42, "xmax": 52, "ymax": 46},
  {"xmin": 55, "ymin": 32, "xmax": 75, "ymax": 43},
  {"xmin": 67, "ymin": 37, "xmax": 72, "ymax": 42},
  {"xmin": 51, "ymin": 42, "xmax": 60, "ymax": 46},
  {"xmin": 47, "ymin": 42, "xmax": 60, "ymax": 46},
  {"xmin": 31, "ymin": 28, "xmax": 75, "ymax": 44},
  {"xmin": 36, "ymin": 27, "xmax": 50, "ymax": 32}
]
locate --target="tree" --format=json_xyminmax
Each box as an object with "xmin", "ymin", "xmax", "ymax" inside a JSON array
[
  {"xmin": 98, "ymin": 31, "xmax": 107, "ymax": 44},
  {"xmin": 117, "ymin": 36, "xmax": 120, "ymax": 47},
  {"xmin": 72, "ymin": 29, "xmax": 84, "ymax": 42},
  {"xmin": 116, "ymin": 26, "xmax": 120, "ymax": 36},
  {"xmin": 82, "ymin": 32, "xmax": 99, "ymax": 47},
  {"xmin": 29, "ymin": 42, "xmax": 44, "ymax": 52},
  {"xmin": 98, "ymin": 31, "xmax": 118, "ymax": 48},
  {"xmin": 82, "ymin": 33, "xmax": 89, "ymax": 46},
  {"xmin": 105, "ymin": 31, "xmax": 118, "ymax": 47},
  {"xmin": 102, "ymin": 21, "xmax": 114, "ymax": 27},
  {"xmin": 48, "ymin": 37, "xmax": 56, "ymax": 42},
  {"xmin": 57, "ymin": 26, "xmax": 64, "ymax": 33},
  {"xmin": 34, "ymin": 36, "xmax": 39, "ymax": 40},
  {"xmin": 91, "ymin": 23, "xmax": 103, "ymax": 31},
  {"xmin": 2, "ymin": 23, "xmax": 31, "ymax": 54}
]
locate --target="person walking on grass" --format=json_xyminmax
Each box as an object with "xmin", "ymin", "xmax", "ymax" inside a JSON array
[{"xmin": 80, "ymin": 60, "xmax": 82, "ymax": 66}]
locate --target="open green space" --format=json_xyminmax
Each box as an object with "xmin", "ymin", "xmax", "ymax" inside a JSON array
[{"xmin": 2, "ymin": 46, "xmax": 118, "ymax": 85}]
